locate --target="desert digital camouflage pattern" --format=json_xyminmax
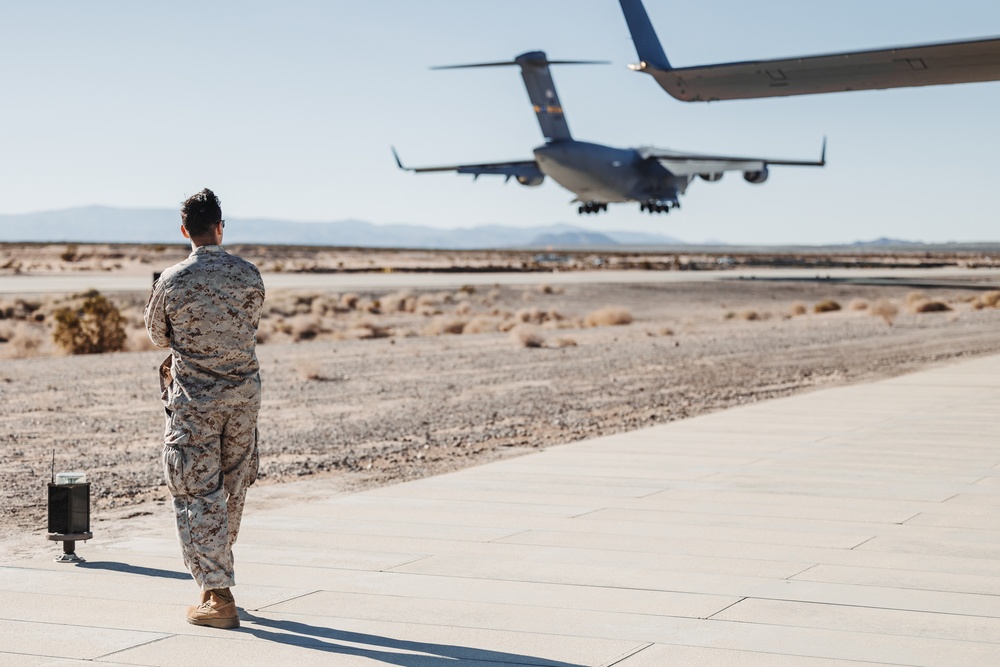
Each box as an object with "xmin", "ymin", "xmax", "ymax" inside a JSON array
[{"xmin": 144, "ymin": 244, "xmax": 265, "ymax": 590}]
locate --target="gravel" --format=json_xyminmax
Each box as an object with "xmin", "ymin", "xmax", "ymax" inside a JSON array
[{"xmin": 3, "ymin": 279, "xmax": 1000, "ymax": 538}]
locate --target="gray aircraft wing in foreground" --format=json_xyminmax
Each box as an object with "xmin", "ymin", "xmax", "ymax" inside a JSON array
[
  {"xmin": 394, "ymin": 51, "xmax": 824, "ymax": 215},
  {"xmin": 619, "ymin": 0, "xmax": 1000, "ymax": 101}
]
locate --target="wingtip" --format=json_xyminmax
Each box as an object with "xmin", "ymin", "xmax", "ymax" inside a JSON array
[{"xmin": 391, "ymin": 146, "xmax": 405, "ymax": 170}]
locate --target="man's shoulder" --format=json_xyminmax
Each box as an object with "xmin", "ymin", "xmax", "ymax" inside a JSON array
[{"xmin": 217, "ymin": 252, "xmax": 263, "ymax": 284}]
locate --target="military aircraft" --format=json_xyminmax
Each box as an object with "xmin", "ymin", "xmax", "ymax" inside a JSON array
[
  {"xmin": 618, "ymin": 0, "xmax": 1000, "ymax": 102},
  {"xmin": 394, "ymin": 51, "xmax": 825, "ymax": 215}
]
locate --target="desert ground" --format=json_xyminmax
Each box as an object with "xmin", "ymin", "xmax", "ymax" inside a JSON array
[{"xmin": 2, "ymin": 243, "xmax": 1000, "ymax": 555}]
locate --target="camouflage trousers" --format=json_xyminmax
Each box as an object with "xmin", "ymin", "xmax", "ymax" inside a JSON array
[{"xmin": 162, "ymin": 395, "xmax": 260, "ymax": 591}]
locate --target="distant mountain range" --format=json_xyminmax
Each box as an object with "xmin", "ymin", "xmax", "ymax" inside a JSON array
[
  {"xmin": 0, "ymin": 206, "xmax": 986, "ymax": 250},
  {"xmin": 0, "ymin": 206, "xmax": 687, "ymax": 249}
]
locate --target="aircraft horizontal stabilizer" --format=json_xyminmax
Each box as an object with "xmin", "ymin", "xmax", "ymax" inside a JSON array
[{"xmin": 432, "ymin": 56, "xmax": 608, "ymax": 71}]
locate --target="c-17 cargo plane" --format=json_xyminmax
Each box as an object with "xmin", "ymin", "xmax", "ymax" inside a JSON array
[
  {"xmin": 394, "ymin": 51, "xmax": 824, "ymax": 214},
  {"xmin": 618, "ymin": 0, "xmax": 1000, "ymax": 101}
]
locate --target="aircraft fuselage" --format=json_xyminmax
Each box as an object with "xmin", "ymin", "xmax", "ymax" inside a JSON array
[{"xmin": 533, "ymin": 140, "xmax": 682, "ymax": 205}]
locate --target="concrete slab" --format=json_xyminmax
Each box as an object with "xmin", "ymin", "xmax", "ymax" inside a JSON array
[
  {"xmin": 0, "ymin": 619, "xmax": 167, "ymax": 661},
  {"xmin": 3, "ymin": 351, "xmax": 1000, "ymax": 666}
]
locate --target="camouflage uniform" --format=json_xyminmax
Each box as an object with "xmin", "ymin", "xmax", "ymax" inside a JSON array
[{"xmin": 144, "ymin": 245, "xmax": 264, "ymax": 591}]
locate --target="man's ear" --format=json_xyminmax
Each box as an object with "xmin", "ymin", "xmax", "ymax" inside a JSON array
[{"xmin": 180, "ymin": 224, "xmax": 191, "ymax": 239}]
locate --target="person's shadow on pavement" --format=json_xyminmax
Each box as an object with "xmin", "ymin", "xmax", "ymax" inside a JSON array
[{"xmin": 238, "ymin": 611, "xmax": 586, "ymax": 667}]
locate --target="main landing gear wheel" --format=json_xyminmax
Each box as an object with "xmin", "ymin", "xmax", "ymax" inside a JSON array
[
  {"xmin": 577, "ymin": 201, "xmax": 608, "ymax": 215},
  {"xmin": 640, "ymin": 199, "xmax": 679, "ymax": 214}
]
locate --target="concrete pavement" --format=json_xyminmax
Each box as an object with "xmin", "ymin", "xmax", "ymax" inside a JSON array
[{"xmin": 2, "ymin": 353, "xmax": 999, "ymax": 665}]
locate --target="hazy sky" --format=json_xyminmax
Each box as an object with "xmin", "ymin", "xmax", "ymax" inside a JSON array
[{"xmin": 1, "ymin": 1, "xmax": 998, "ymax": 244}]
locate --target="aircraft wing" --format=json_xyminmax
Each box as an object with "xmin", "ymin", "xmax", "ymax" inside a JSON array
[
  {"xmin": 639, "ymin": 141, "xmax": 826, "ymax": 177},
  {"xmin": 637, "ymin": 37, "xmax": 1000, "ymax": 102},
  {"xmin": 393, "ymin": 148, "xmax": 542, "ymax": 181}
]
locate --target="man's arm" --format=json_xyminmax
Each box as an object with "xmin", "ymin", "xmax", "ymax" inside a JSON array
[{"xmin": 143, "ymin": 279, "xmax": 171, "ymax": 348}]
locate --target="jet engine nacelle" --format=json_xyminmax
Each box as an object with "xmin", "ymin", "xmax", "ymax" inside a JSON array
[
  {"xmin": 699, "ymin": 172, "xmax": 723, "ymax": 182},
  {"xmin": 516, "ymin": 174, "xmax": 545, "ymax": 187},
  {"xmin": 743, "ymin": 166, "xmax": 770, "ymax": 184}
]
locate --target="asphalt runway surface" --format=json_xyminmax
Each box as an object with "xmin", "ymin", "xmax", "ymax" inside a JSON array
[{"xmin": 3, "ymin": 266, "xmax": 1000, "ymax": 295}]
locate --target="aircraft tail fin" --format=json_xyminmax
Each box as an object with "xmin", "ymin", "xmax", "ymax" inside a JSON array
[
  {"xmin": 619, "ymin": 0, "xmax": 672, "ymax": 72},
  {"xmin": 434, "ymin": 52, "xmax": 606, "ymax": 142}
]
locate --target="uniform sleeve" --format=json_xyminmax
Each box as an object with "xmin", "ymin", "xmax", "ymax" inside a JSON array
[{"xmin": 143, "ymin": 279, "xmax": 172, "ymax": 348}]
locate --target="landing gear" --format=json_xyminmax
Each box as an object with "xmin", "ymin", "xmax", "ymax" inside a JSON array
[
  {"xmin": 577, "ymin": 201, "xmax": 608, "ymax": 215},
  {"xmin": 640, "ymin": 199, "xmax": 679, "ymax": 214}
]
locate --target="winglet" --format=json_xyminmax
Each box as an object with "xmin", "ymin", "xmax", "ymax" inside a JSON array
[
  {"xmin": 391, "ymin": 146, "xmax": 408, "ymax": 171},
  {"xmin": 619, "ymin": 0, "xmax": 672, "ymax": 72},
  {"xmin": 820, "ymin": 137, "xmax": 828, "ymax": 166}
]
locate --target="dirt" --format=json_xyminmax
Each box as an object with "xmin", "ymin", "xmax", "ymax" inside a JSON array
[{"xmin": 3, "ymin": 272, "xmax": 1000, "ymax": 561}]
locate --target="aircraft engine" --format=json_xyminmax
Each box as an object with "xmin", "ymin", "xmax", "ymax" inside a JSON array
[
  {"xmin": 516, "ymin": 174, "xmax": 545, "ymax": 187},
  {"xmin": 699, "ymin": 172, "xmax": 723, "ymax": 182},
  {"xmin": 743, "ymin": 166, "xmax": 770, "ymax": 184}
]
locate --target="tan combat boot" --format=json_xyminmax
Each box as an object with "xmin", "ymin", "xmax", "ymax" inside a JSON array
[{"xmin": 186, "ymin": 588, "xmax": 239, "ymax": 629}]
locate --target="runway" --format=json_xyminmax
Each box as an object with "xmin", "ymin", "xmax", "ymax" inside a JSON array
[{"xmin": 3, "ymin": 266, "xmax": 1000, "ymax": 295}]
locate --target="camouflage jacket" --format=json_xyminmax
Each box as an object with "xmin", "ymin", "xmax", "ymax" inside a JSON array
[{"xmin": 144, "ymin": 245, "xmax": 264, "ymax": 404}]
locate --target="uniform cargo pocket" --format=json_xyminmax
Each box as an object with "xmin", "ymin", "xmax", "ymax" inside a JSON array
[
  {"xmin": 162, "ymin": 410, "xmax": 191, "ymax": 496},
  {"xmin": 162, "ymin": 445, "xmax": 185, "ymax": 496}
]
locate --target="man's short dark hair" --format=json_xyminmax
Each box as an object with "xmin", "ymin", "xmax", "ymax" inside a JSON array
[{"xmin": 181, "ymin": 188, "xmax": 222, "ymax": 237}]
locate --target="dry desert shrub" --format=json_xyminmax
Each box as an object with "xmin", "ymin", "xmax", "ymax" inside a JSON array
[
  {"xmin": 61, "ymin": 244, "xmax": 79, "ymax": 262},
  {"xmin": 416, "ymin": 305, "xmax": 442, "ymax": 317},
  {"xmin": 905, "ymin": 291, "xmax": 928, "ymax": 308},
  {"xmin": 343, "ymin": 320, "xmax": 390, "ymax": 340},
  {"xmin": 515, "ymin": 307, "xmax": 567, "ymax": 327},
  {"xmin": 789, "ymin": 302, "xmax": 807, "ymax": 316},
  {"xmin": 584, "ymin": 306, "xmax": 633, "ymax": 327},
  {"xmin": 553, "ymin": 336, "xmax": 577, "ymax": 348},
  {"xmin": 913, "ymin": 300, "xmax": 952, "ymax": 313},
  {"xmin": 537, "ymin": 283, "xmax": 554, "ymax": 295},
  {"xmin": 310, "ymin": 296, "xmax": 335, "ymax": 317},
  {"xmin": 382, "ymin": 290, "xmax": 416, "ymax": 313},
  {"xmin": 739, "ymin": 310, "xmax": 761, "ymax": 321},
  {"xmin": 462, "ymin": 316, "xmax": 497, "ymax": 334},
  {"xmin": 455, "ymin": 301, "xmax": 473, "ymax": 316},
  {"xmin": 871, "ymin": 299, "xmax": 898, "ymax": 325},
  {"xmin": 289, "ymin": 315, "xmax": 321, "ymax": 341},
  {"xmin": 813, "ymin": 300, "xmax": 841, "ymax": 314},
  {"xmin": 8, "ymin": 324, "xmax": 45, "ymax": 358},
  {"xmin": 340, "ymin": 293, "xmax": 360, "ymax": 310},
  {"xmin": 356, "ymin": 298, "xmax": 381, "ymax": 314},
  {"xmin": 52, "ymin": 291, "xmax": 126, "ymax": 355},
  {"xmin": 415, "ymin": 294, "xmax": 438, "ymax": 310},
  {"xmin": 295, "ymin": 361, "xmax": 323, "ymax": 381},
  {"xmin": 424, "ymin": 316, "xmax": 468, "ymax": 336},
  {"xmin": 974, "ymin": 290, "xmax": 1000, "ymax": 309},
  {"xmin": 510, "ymin": 324, "xmax": 544, "ymax": 348},
  {"xmin": 848, "ymin": 299, "xmax": 869, "ymax": 311}
]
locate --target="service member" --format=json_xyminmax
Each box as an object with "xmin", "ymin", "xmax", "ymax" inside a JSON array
[{"xmin": 144, "ymin": 188, "xmax": 264, "ymax": 629}]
